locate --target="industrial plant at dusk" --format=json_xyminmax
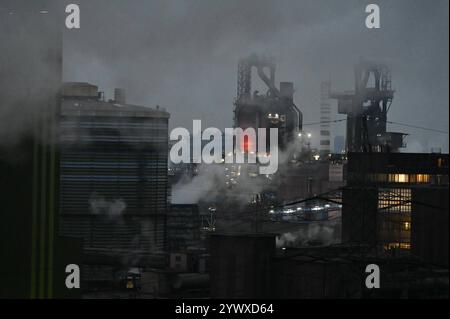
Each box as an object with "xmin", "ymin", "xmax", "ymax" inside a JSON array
[{"xmin": 0, "ymin": 0, "xmax": 448, "ymax": 304}]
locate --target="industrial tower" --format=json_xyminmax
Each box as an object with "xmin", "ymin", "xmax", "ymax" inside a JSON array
[
  {"xmin": 330, "ymin": 61, "xmax": 407, "ymax": 153},
  {"xmin": 234, "ymin": 54, "xmax": 303, "ymax": 152}
]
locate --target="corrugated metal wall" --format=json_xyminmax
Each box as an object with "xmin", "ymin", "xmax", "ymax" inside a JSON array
[{"xmin": 59, "ymin": 114, "xmax": 168, "ymax": 253}]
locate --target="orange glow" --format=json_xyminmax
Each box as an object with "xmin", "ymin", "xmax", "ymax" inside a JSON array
[{"xmin": 241, "ymin": 135, "xmax": 252, "ymax": 153}]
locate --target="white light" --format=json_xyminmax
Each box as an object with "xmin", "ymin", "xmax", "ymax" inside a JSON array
[
  {"xmin": 298, "ymin": 133, "xmax": 302, "ymax": 137},
  {"xmin": 307, "ymin": 133, "xmax": 312, "ymax": 138}
]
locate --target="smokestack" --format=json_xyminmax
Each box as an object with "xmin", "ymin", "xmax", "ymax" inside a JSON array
[{"xmin": 114, "ymin": 88, "xmax": 126, "ymax": 104}]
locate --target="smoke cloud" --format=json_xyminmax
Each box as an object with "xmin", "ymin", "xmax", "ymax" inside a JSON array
[
  {"xmin": 276, "ymin": 221, "xmax": 340, "ymax": 248},
  {"xmin": 170, "ymin": 134, "xmax": 305, "ymax": 206},
  {"xmin": 89, "ymin": 194, "xmax": 126, "ymax": 221}
]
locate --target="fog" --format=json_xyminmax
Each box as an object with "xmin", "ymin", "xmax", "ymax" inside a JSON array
[
  {"xmin": 62, "ymin": 0, "xmax": 449, "ymax": 152},
  {"xmin": 1, "ymin": 0, "xmax": 448, "ymax": 152}
]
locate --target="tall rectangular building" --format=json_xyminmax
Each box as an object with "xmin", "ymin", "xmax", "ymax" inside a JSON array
[
  {"xmin": 319, "ymin": 81, "xmax": 332, "ymax": 158},
  {"xmin": 59, "ymin": 83, "xmax": 170, "ymax": 254},
  {"xmin": 342, "ymin": 152, "xmax": 449, "ymax": 251}
]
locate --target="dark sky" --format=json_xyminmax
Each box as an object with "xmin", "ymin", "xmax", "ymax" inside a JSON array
[{"xmin": 62, "ymin": 0, "xmax": 449, "ymax": 152}]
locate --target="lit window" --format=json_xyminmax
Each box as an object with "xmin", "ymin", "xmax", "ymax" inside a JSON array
[
  {"xmin": 376, "ymin": 173, "xmax": 431, "ymax": 184},
  {"xmin": 378, "ymin": 188, "xmax": 411, "ymax": 213},
  {"xmin": 384, "ymin": 242, "xmax": 411, "ymax": 250},
  {"xmin": 403, "ymin": 222, "xmax": 411, "ymax": 231}
]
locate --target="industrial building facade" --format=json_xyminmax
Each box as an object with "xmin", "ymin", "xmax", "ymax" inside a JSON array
[
  {"xmin": 167, "ymin": 204, "xmax": 201, "ymax": 252},
  {"xmin": 209, "ymin": 234, "xmax": 275, "ymax": 298},
  {"xmin": 342, "ymin": 152, "xmax": 449, "ymax": 252},
  {"xmin": 59, "ymin": 83, "xmax": 170, "ymax": 253},
  {"xmin": 411, "ymin": 187, "xmax": 449, "ymax": 267},
  {"xmin": 209, "ymin": 234, "xmax": 449, "ymax": 299}
]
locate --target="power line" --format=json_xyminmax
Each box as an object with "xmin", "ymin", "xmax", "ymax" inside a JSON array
[
  {"xmin": 387, "ymin": 121, "xmax": 448, "ymax": 134},
  {"xmin": 302, "ymin": 118, "xmax": 448, "ymax": 135}
]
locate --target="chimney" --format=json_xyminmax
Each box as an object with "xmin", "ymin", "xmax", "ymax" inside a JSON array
[{"xmin": 114, "ymin": 88, "xmax": 126, "ymax": 104}]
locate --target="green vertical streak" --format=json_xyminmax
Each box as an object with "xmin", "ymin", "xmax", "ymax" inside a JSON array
[
  {"xmin": 47, "ymin": 106, "xmax": 56, "ymax": 298},
  {"xmin": 39, "ymin": 113, "xmax": 48, "ymax": 299},
  {"xmin": 30, "ymin": 128, "xmax": 40, "ymax": 299}
]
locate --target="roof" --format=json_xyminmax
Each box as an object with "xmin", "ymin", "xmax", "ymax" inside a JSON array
[
  {"xmin": 61, "ymin": 81, "xmax": 170, "ymax": 119},
  {"xmin": 61, "ymin": 98, "xmax": 170, "ymax": 119},
  {"xmin": 62, "ymin": 82, "xmax": 99, "ymax": 99}
]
